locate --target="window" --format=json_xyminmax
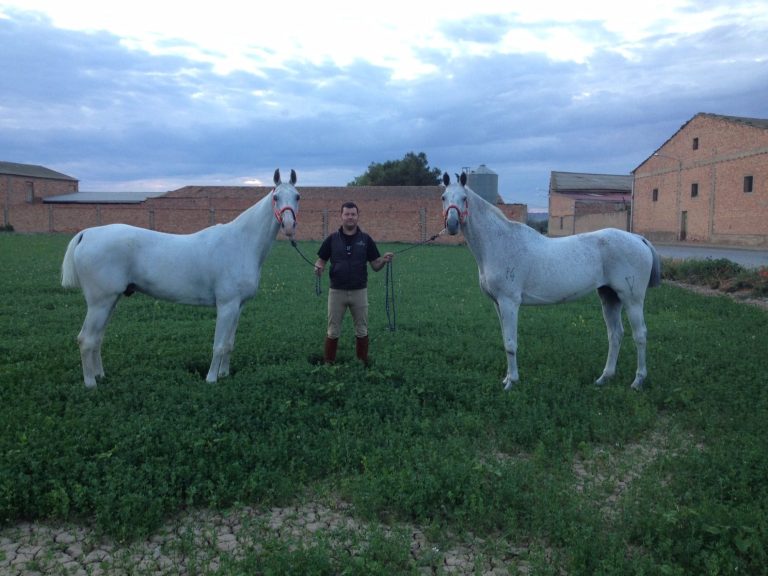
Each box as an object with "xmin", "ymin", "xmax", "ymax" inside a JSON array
[
  {"xmin": 744, "ymin": 175, "xmax": 754, "ymax": 193},
  {"xmin": 25, "ymin": 181, "xmax": 35, "ymax": 203},
  {"xmin": 691, "ymin": 183, "xmax": 699, "ymax": 198},
  {"xmin": 559, "ymin": 217, "xmax": 564, "ymax": 230},
  {"xmin": 692, "ymin": 137, "xmax": 699, "ymax": 150},
  {"xmin": 652, "ymin": 188, "xmax": 659, "ymax": 202}
]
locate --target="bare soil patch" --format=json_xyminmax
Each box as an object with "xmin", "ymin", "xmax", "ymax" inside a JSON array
[
  {"xmin": 664, "ymin": 280, "xmax": 768, "ymax": 311},
  {"xmin": 1, "ymin": 501, "xmax": 526, "ymax": 575}
]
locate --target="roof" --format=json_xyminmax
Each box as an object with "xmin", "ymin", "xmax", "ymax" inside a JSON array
[
  {"xmin": 44, "ymin": 191, "xmax": 167, "ymax": 204},
  {"xmin": 700, "ymin": 113, "xmax": 768, "ymax": 130},
  {"xmin": 633, "ymin": 112, "xmax": 768, "ymax": 172},
  {"xmin": 0, "ymin": 160, "xmax": 78, "ymax": 181},
  {"xmin": 469, "ymin": 164, "xmax": 497, "ymax": 175},
  {"xmin": 568, "ymin": 193, "xmax": 631, "ymax": 203},
  {"xmin": 550, "ymin": 171, "xmax": 632, "ymax": 194}
]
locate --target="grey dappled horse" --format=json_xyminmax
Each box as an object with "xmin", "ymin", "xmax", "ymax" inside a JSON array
[{"xmin": 441, "ymin": 171, "xmax": 661, "ymax": 390}]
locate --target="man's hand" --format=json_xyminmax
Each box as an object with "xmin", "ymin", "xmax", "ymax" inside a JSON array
[{"xmin": 371, "ymin": 252, "xmax": 394, "ymax": 272}]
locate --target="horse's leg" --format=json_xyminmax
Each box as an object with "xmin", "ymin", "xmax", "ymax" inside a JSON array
[
  {"xmin": 625, "ymin": 301, "xmax": 649, "ymax": 390},
  {"xmin": 77, "ymin": 297, "xmax": 119, "ymax": 388},
  {"xmin": 596, "ymin": 286, "xmax": 624, "ymax": 386},
  {"xmin": 495, "ymin": 297, "xmax": 521, "ymax": 390},
  {"xmin": 207, "ymin": 300, "xmax": 242, "ymax": 383},
  {"xmin": 219, "ymin": 307, "xmax": 242, "ymax": 378},
  {"xmin": 93, "ymin": 298, "xmax": 120, "ymax": 379}
]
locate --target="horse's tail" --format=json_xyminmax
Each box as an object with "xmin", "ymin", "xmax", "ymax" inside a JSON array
[
  {"xmin": 61, "ymin": 232, "xmax": 83, "ymax": 289},
  {"xmin": 642, "ymin": 237, "xmax": 662, "ymax": 288}
]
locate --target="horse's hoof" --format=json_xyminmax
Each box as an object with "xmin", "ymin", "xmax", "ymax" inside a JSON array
[
  {"xmin": 595, "ymin": 373, "xmax": 613, "ymax": 386},
  {"xmin": 503, "ymin": 379, "xmax": 516, "ymax": 391},
  {"xmin": 630, "ymin": 379, "xmax": 644, "ymax": 391}
]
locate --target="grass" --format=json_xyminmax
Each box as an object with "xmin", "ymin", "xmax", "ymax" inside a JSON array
[{"xmin": 1, "ymin": 233, "xmax": 767, "ymax": 574}]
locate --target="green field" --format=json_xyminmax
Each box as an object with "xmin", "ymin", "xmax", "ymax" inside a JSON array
[{"xmin": 1, "ymin": 233, "xmax": 767, "ymax": 574}]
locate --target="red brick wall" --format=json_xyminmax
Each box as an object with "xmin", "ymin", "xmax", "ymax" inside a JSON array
[
  {"xmin": 548, "ymin": 193, "xmax": 630, "ymax": 237},
  {"xmin": 633, "ymin": 114, "xmax": 768, "ymax": 246},
  {"xmin": 548, "ymin": 194, "xmax": 576, "ymax": 237},
  {"xmin": 10, "ymin": 184, "xmax": 526, "ymax": 243},
  {"xmin": 2, "ymin": 174, "xmax": 77, "ymax": 205},
  {"xmin": 2, "ymin": 174, "xmax": 78, "ymax": 230},
  {"xmin": 712, "ymin": 155, "xmax": 768, "ymax": 244}
]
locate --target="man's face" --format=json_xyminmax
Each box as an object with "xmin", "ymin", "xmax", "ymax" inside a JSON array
[{"xmin": 341, "ymin": 207, "xmax": 359, "ymax": 231}]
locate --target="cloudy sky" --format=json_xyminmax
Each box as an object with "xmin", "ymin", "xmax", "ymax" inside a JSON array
[{"xmin": 1, "ymin": 1, "xmax": 766, "ymax": 209}]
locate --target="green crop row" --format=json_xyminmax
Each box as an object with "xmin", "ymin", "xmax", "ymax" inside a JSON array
[{"xmin": 1, "ymin": 234, "xmax": 766, "ymax": 574}]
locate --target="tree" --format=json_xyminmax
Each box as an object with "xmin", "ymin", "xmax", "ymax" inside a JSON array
[{"xmin": 348, "ymin": 152, "xmax": 442, "ymax": 186}]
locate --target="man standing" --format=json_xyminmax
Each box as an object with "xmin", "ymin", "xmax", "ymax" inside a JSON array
[{"xmin": 314, "ymin": 202, "xmax": 393, "ymax": 364}]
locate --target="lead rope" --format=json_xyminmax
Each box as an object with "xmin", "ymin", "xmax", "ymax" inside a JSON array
[
  {"xmin": 290, "ymin": 240, "xmax": 322, "ymax": 296},
  {"xmin": 385, "ymin": 260, "xmax": 396, "ymax": 331},
  {"xmin": 383, "ymin": 229, "xmax": 445, "ymax": 332}
]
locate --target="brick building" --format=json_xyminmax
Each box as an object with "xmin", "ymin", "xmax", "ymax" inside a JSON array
[
  {"xmin": 1, "ymin": 161, "xmax": 79, "ymax": 230},
  {"xmin": 6, "ymin": 171, "xmax": 526, "ymax": 242},
  {"xmin": 632, "ymin": 113, "xmax": 768, "ymax": 247},
  {"xmin": 547, "ymin": 171, "xmax": 632, "ymax": 237}
]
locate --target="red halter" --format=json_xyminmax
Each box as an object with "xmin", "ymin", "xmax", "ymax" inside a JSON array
[
  {"xmin": 272, "ymin": 191, "xmax": 297, "ymax": 224},
  {"xmin": 443, "ymin": 199, "xmax": 468, "ymax": 227}
]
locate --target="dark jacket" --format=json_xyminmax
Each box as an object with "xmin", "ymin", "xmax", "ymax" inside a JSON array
[{"xmin": 317, "ymin": 227, "xmax": 381, "ymax": 290}]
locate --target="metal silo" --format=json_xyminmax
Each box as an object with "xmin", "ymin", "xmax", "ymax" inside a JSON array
[{"xmin": 466, "ymin": 164, "xmax": 500, "ymax": 203}]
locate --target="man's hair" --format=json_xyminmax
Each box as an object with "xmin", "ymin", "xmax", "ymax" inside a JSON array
[{"xmin": 341, "ymin": 201, "xmax": 359, "ymax": 213}]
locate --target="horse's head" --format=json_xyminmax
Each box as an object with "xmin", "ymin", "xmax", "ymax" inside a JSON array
[
  {"xmin": 272, "ymin": 168, "xmax": 299, "ymax": 239},
  {"xmin": 441, "ymin": 171, "xmax": 468, "ymax": 235}
]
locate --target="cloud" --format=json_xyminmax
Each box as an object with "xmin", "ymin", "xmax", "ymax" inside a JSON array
[{"xmin": 0, "ymin": 4, "xmax": 767, "ymax": 207}]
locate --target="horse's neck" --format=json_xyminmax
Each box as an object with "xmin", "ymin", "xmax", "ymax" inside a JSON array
[
  {"xmin": 233, "ymin": 193, "xmax": 280, "ymax": 261},
  {"xmin": 462, "ymin": 192, "xmax": 519, "ymax": 265}
]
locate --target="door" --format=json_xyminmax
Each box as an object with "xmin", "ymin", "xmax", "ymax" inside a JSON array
[{"xmin": 680, "ymin": 211, "xmax": 687, "ymax": 241}]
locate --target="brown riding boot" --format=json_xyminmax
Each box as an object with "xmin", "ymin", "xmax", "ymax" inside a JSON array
[
  {"xmin": 355, "ymin": 335, "xmax": 369, "ymax": 366},
  {"xmin": 323, "ymin": 337, "xmax": 338, "ymax": 364}
]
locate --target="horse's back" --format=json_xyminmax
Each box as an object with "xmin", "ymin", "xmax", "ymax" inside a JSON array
[{"xmin": 77, "ymin": 223, "xmax": 209, "ymax": 256}]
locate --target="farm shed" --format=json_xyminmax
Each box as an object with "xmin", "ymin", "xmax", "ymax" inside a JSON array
[
  {"xmin": 632, "ymin": 113, "xmax": 768, "ymax": 247},
  {"xmin": 1, "ymin": 161, "xmax": 78, "ymax": 230},
  {"xmin": 547, "ymin": 171, "xmax": 632, "ymax": 237}
]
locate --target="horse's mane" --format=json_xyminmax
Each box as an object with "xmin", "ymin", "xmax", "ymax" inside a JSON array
[{"xmin": 466, "ymin": 185, "xmax": 531, "ymax": 233}]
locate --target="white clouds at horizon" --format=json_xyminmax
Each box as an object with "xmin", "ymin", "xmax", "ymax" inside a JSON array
[{"xmin": 0, "ymin": 1, "xmax": 766, "ymax": 207}]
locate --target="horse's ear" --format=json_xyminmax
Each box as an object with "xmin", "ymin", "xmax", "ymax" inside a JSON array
[
  {"xmin": 460, "ymin": 172, "xmax": 467, "ymax": 187},
  {"xmin": 442, "ymin": 172, "xmax": 450, "ymax": 186},
  {"xmin": 290, "ymin": 169, "xmax": 297, "ymax": 185},
  {"xmin": 273, "ymin": 168, "xmax": 281, "ymax": 185}
]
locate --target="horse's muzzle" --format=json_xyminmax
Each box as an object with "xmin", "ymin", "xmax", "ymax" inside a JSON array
[
  {"xmin": 281, "ymin": 214, "xmax": 297, "ymax": 238},
  {"xmin": 444, "ymin": 209, "xmax": 461, "ymax": 235},
  {"xmin": 275, "ymin": 206, "xmax": 297, "ymax": 238}
]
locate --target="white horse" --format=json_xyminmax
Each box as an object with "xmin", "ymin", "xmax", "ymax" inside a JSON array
[
  {"xmin": 61, "ymin": 168, "xmax": 300, "ymax": 387},
  {"xmin": 441, "ymin": 172, "xmax": 661, "ymax": 390}
]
